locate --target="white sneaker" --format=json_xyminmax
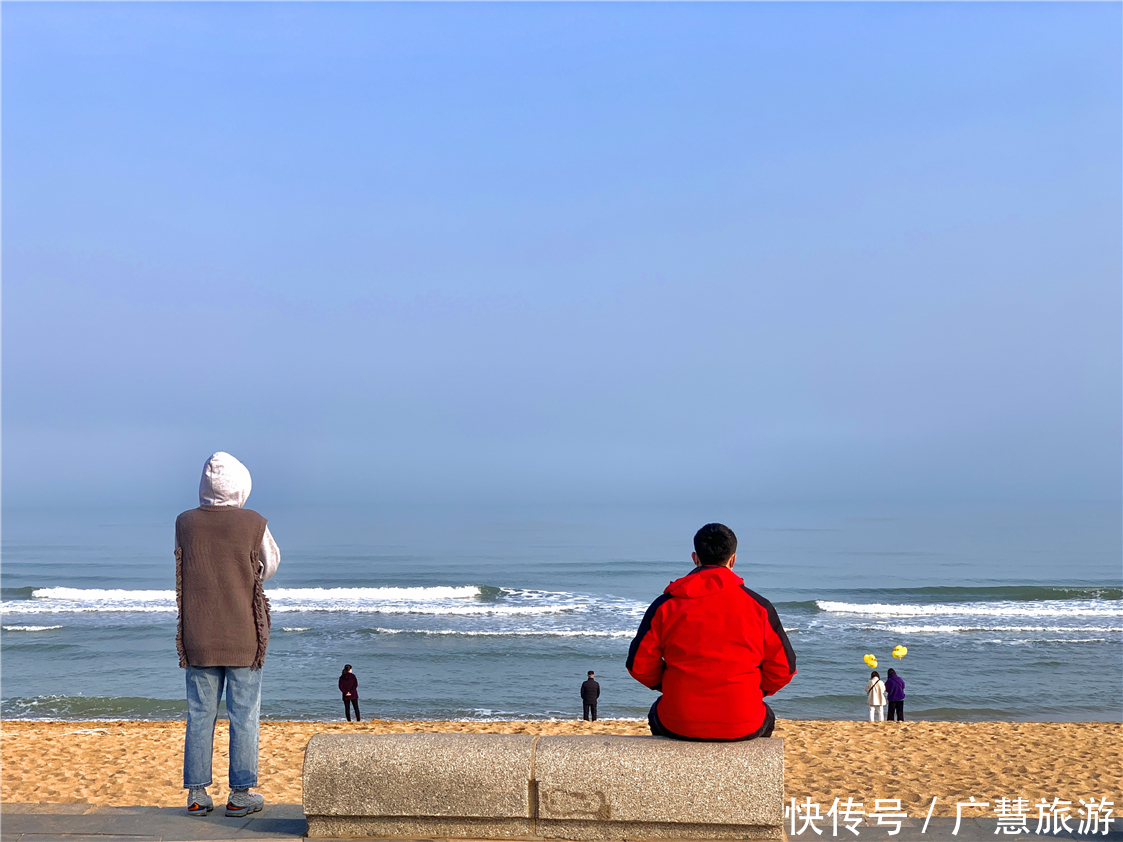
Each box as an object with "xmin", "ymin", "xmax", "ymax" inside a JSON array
[
  {"xmin": 187, "ymin": 787, "xmax": 213, "ymax": 817},
  {"xmin": 225, "ymin": 789, "xmax": 264, "ymax": 817}
]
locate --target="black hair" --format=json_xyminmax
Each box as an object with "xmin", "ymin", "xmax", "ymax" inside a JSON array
[
  {"xmin": 342, "ymin": 664, "xmax": 352, "ymax": 675},
  {"xmin": 887, "ymin": 668, "xmax": 897, "ymax": 677},
  {"xmin": 870, "ymin": 670, "xmax": 880, "ymax": 679},
  {"xmin": 587, "ymin": 671, "xmax": 594, "ymax": 677},
  {"xmin": 693, "ymin": 523, "xmax": 737, "ymax": 566}
]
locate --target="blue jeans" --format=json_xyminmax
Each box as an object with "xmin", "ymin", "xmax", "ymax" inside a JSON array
[{"xmin": 184, "ymin": 666, "xmax": 263, "ymax": 790}]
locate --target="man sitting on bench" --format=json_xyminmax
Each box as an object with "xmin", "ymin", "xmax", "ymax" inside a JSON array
[{"xmin": 627, "ymin": 523, "xmax": 796, "ymax": 741}]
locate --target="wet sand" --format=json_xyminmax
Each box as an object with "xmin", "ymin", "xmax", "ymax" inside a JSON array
[{"xmin": 1, "ymin": 719, "xmax": 1119, "ymax": 816}]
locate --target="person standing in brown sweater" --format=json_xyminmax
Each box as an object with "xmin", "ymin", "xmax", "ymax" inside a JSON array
[{"xmin": 176, "ymin": 452, "xmax": 280, "ymax": 818}]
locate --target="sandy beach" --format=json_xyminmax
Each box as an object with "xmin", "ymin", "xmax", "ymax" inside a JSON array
[{"xmin": 1, "ymin": 719, "xmax": 1118, "ymax": 815}]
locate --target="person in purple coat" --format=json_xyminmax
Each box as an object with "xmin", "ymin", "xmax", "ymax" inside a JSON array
[{"xmin": 885, "ymin": 668, "xmax": 905, "ymax": 721}]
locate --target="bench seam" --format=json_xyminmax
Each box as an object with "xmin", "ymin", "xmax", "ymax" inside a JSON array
[{"xmin": 529, "ymin": 735, "xmax": 541, "ymax": 832}]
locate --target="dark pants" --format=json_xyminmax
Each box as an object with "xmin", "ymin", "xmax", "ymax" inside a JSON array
[
  {"xmin": 344, "ymin": 697, "xmax": 361, "ymax": 722},
  {"xmin": 648, "ymin": 698, "xmax": 775, "ymax": 741},
  {"xmin": 583, "ymin": 702, "xmax": 597, "ymax": 721},
  {"xmin": 887, "ymin": 700, "xmax": 904, "ymax": 721}
]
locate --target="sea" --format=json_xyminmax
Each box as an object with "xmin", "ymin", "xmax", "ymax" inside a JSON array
[{"xmin": 2, "ymin": 502, "xmax": 1120, "ymax": 723}]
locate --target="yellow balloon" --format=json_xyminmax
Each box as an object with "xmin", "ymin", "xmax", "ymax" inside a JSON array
[
  {"xmin": 863, "ymin": 654, "xmax": 878, "ymax": 668},
  {"xmin": 893, "ymin": 645, "xmax": 908, "ymax": 659}
]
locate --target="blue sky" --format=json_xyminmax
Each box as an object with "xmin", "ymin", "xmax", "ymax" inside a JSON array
[{"xmin": 3, "ymin": 2, "xmax": 1120, "ymax": 507}]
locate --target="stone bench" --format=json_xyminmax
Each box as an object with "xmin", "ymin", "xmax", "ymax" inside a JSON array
[{"xmin": 303, "ymin": 732, "xmax": 784, "ymax": 840}]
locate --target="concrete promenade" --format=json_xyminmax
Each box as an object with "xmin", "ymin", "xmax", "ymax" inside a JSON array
[
  {"xmin": 0, "ymin": 802, "xmax": 305, "ymax": 842},
  {"xmin": 2, "ymin": 804, "xmax": 1120, "ymax": 842}
]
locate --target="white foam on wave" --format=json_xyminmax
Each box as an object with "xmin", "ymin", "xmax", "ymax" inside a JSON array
[
  {"xmin": 32, "ymin": 588, "xmax": 173, "ymax": 602},
  {"xmin": 27, "ymin": 585, "xmax": 480, "ymax": 603},
  {"xmin": 269, "ymin": 586, "xmax": 481, "ymax": 601},
  {"xmin": 3, "ymin": 625, "xmax": 64, "ymax": 632},
  {"xmin": 1, "ymin": 584, "xmax": 606, "ymax": 617},
  {"xmin": 365, "ymin": 627, "xmax": 632, "ymax": 638},
  {"xmin": 870, "ymin": 624, "xmax": 1123, "ymax": 634},
  {"xmin": 817, "ymin": 599, "xmax": 1122, "ymax": 619},
  {"xmin": 0, "ymin": 602, "xmax": 573, "ymax": 617},
  {"xmin": 276, "ymin": 604, "xmax": 578, "ymax": 616},
  {"xmin": 1, "ymin": 603, "xmax": 176, "ymax": 615},
  {"xmin": 281, "ymin": 627, "xmax": 310, "ymax": 632},
  {"xmin": 983, "ymin": 637, "xmax": 1109, "ymax": 646}
]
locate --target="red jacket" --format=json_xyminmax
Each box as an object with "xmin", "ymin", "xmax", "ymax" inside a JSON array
[{"xmin": 626, "ymin": 565, "xmax": 796, "ymax": 740}]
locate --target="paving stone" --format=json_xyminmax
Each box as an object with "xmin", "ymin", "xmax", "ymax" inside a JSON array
[{"xmin": 0, "ymin": 804, "xmax": 306, "ymax": 841}]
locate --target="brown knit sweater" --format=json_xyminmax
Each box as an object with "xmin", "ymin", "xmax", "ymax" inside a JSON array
[{"xmin": 175, "ymin": 505, "xmax": 271, "ymax": 669}]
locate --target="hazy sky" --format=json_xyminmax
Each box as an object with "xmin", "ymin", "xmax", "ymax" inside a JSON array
[{"xmin": 3, "ymin": 2, "xmax": 1120, "ymax": 508}]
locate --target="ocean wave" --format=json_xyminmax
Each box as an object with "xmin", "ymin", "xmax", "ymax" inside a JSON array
[
  {"xmin": 0, "ymin": 604, "xmax": 176, "ymax": 615},
  {"xmin": 269, "ymin": 586, "xmax": 482, "ymax": 601},
  {"xmin": 24, "ymin": 584, "xmax": 481, "ymax": 604},
  {"xmin": 0, "ymin": 584, "xmax": 630, "ymax": 618},
  {"xmin": 0, "ymin": 695, "xmax": 188, "ymax": 720},
  {"xmin": 279, "ymin": 603, "xmax": 578, "ymax": 616},
  {"xmin": 31, "ymin": 588, "xmax": 174, "ymax": 602},
  {"xmin": 358, "ymin": 627, "xmax": 633, "ymax": 638},
  {"xmin": 868, "ymin": 624, "xmax": 1123, "ymax": 634},
  {"xmin": 0, "ymin": 602, "xmax": 578, "ymax": 617},
  {"xmin": 281, "ymin": 627, "xmax": 310, "ymax": 632},
  {"xmin": 2, "ymin": 625, "xmax": 63, "ymax": 632},
  {"xmin": 0, "ymin": 586, "xmax": 41, "ymax": 600},
  {"xmin": 834, "ymin": 585, "xmax": 1121, "ymax": 602},
  {"xmin": 332, "ymin": 606, "xmax": 579, "ymax": 619},
  {"xmin": 977, "ymin": 638, "xmax": 1110, "ymax": 646},
  {"xmin": 1, "ymin": 584, "xmax": 484, "ymax": 614},
  {"xmin": 816, "ymin": 599, "xmax": 1121, "ymax": 618}
]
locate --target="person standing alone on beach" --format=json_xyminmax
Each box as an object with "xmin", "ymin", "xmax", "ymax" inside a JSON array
[
  {"xmin": 339, "ymin": 665, "xmax": 361, "ymax": 722},
  {"xmin": 866, "ymin": 670, "xmax": 887, "ymax": 722},
  {"xmin": 580, "ymin": 671, "xmax": 600, "ymax": 721},
  {"xmin": 885, "ymin": 668, "xmax": 905, "ymax": 721},
  {"xmin": 627, "ymin": 523, "xmax": 796, "ymax": 741},
  {"xmin": 176, "ymin": 452, "xmax": 280, "ymax": 818}
]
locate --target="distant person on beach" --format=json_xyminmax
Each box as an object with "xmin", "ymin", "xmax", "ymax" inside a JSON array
[
  {"xmin": 885, "ymin": 668, "xmax": 905, "ymax": 721},
  {"xmin": 176, "ymin": 452, "xmax": 280, "ymax": 818},
  {"xmin": 339, "ymin": 665, "xmax": 361, "ymax": 722},
  {"xmin": 627, "ymin": 523, "xmax": 796, "ymax": 741},
  {"xmin": 866, "ymin": 670, "xmax": 887, "ymax": 722},
  {"xmin": 581, "ymin": 671, "xmax": 600, "ymax": 721}
]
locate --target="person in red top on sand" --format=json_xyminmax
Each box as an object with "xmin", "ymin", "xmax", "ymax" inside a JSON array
[{"xmin": 627, "ymin": 523, "xmax": 796, "ymax": 741}]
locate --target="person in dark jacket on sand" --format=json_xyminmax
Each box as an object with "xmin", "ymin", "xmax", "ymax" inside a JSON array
[
  {"xmin": 885, "ymin": 668, "xmax": 905, "ymax": 722},
  {"xmin": 627, "ymin": 523, "xmax": 796, "ymax": 741},
  {"xmin": 580, "ymin": 671, "xmax": 600, "ymax": 721},
  {"xmin": 339, "ymin": 665, "xmax": 360, "ymax": 722}
]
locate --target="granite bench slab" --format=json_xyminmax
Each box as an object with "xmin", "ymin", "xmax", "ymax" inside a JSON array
[{"xmin": 303, "ymin": 732, "xmax": 784, "ymax": 840}]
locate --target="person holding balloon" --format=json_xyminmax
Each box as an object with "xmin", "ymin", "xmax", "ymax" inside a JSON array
[{"xmin": 862, "ymin": 646, "xmax": 908, "ymax": 722}]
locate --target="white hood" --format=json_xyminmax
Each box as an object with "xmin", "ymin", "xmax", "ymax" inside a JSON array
[{"xmin": 199, "ymin": 452, "xmax": 252, "ymax": 508}]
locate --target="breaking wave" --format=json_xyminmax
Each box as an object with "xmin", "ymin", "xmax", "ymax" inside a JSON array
[
  {"xmin": 0, "ymin": 585, "xmax": 642, "ymax": 618},
  {"xmin": 357, "ymin": 627, "xmax": 634, "ymax": 638},
  {"xmin": 816, "ymin": 599, "xmax": 1121, "ymax": 619},
  {"xmin": 865, "ymin": 624, "xmax": 1123, "ymax": 634}
]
